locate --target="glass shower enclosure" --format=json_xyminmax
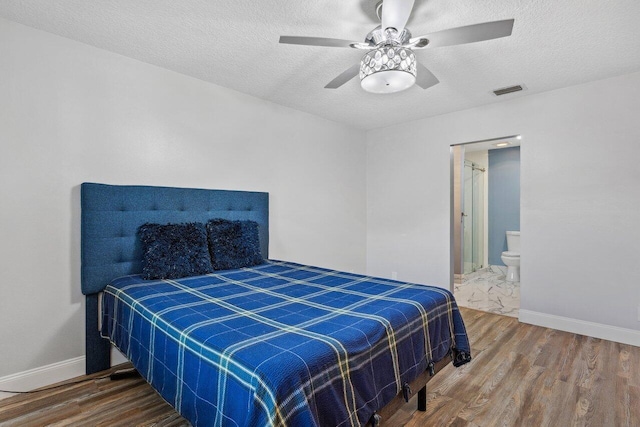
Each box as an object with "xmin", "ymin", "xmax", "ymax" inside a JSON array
[{"xmin": 463, "ymin": 159, "xmax": 485, "ymax": 274}]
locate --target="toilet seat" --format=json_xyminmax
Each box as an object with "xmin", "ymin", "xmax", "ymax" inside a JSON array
[{"xmin": 501, "ymin": 251, "xmax": 519, "ymax": 257}]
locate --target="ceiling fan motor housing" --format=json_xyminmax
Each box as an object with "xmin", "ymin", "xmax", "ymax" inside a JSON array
[{"xmin": 365, "ymin": 26, "xmax": 412, "ymax": 47}]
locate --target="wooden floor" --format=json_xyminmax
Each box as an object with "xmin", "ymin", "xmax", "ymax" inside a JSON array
[{"xmin": 1, "ymin": 308, "xmax": 638, "ymax": 426}]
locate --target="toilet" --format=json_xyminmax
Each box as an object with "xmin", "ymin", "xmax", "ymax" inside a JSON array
[{"xmin": 500, "ymin": 231, "xmax": 520, "ymax": 282}]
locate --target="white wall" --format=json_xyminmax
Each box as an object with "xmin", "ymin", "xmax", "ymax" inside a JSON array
[
  {"xmin": 367, "ymin": 71, "xmax": 640, "ymax": 339},
  {"xmin": 0, "ymin": 18, "xmax": 367, "ymax": 378}
]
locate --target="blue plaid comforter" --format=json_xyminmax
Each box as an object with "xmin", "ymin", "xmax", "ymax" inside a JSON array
[{"xmin": 102, "ymin": 260, "xmax": 470, "ymax": 427}]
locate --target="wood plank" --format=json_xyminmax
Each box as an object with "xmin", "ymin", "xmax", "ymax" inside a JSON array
[
  {"xmin": 0, "ymin": 381, "xmax": 98, "ymax": 422},
  {"xmin": 512, "ymin": 368, "xmax": 557, "ymax": 426}
]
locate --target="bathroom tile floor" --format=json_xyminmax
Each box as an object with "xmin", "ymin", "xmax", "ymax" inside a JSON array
[{"xmin": 454, "ymin": 265, "xmax": 520, "ymax": 317}]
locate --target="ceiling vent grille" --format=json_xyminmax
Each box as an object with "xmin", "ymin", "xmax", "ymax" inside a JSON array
[{"xmin": 493, "ymin": 85, "xmax": 523, "ymax": 96}]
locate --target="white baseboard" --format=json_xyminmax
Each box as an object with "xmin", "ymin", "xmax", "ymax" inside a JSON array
[
  {"xmin": 519, "ymin": 309, "xmax": 640, "ymax": 347},
  {"xmin": 0, "ymin": 356, "xmax": 85, "ymax": 400},
  {"xmin": 0, "ymin": 346, "xmax": 129, "ymax": 401}
]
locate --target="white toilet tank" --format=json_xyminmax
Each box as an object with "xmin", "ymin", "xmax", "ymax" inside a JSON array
[{"xmin": 506, "ymin": 231, "xmax": 520, "ymax": 252}]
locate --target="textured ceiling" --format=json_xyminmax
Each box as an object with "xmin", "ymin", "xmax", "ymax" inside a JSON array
[{"xmin": 1, "ymin": 0, "xmax": 640, "ymax": 130}]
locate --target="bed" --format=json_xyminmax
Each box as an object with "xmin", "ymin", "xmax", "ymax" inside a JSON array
[{"xmin": 81, "ymin": 182, "xmax": 471, "ymax": 426}]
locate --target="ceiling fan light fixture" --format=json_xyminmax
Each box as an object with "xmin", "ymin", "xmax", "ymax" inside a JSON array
[{"xmin": 360, "ymin": 45, "xmax": 416, "ymax": 94}]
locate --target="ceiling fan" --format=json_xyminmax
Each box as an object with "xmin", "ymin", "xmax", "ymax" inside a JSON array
[{"xmin": 279, "ymin": 0, "xmax": 514, "ymax": 94}]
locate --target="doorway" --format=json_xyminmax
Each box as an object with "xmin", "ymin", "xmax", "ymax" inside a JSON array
[{"xmin": 450, "ymin": 136, "xmax": 521, "ymax": 317}]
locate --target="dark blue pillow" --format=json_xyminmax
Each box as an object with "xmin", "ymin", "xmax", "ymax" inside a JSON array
[
  {"xmin": 206, "ymin": 219, "xmax": 264, "ymax": 270},
  {"xmin": 138, "ymin": 222, "xmax": 214, "ymax": 280}
]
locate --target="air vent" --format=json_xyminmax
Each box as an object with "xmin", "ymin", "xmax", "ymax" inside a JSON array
[{"xmin": 493, "ymin": 85, "xmax": 524, "ymax": 96}]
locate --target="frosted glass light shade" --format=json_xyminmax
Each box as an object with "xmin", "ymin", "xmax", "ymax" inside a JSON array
[{"xmin": 360, "ymin": 46, "xmax": 417, "ymax": 94}]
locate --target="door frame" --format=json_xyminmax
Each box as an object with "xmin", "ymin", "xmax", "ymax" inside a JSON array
[{"xmin": 449, "ymin": 135, "xmax": 521, "ymax": 292}]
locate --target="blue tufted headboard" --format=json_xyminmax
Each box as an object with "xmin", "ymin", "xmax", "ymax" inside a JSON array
[{"xmin": 80, "ymin": 182, "xmax": 269, "ymax": 373}]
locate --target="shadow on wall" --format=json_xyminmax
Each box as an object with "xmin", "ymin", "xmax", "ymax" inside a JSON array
[
  {"xmin": 488, "ymin": 146, "xmax": 520, "ymax": 265},
  {"xmin": 70, "ymin": 185, "xmax": 83, "ymax": 305}
]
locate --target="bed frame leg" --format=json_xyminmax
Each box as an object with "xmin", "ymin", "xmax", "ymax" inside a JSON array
[
  {"xmin": 417, "ymin": 385, "xmax": 427, "ymax": 412},
  {"xmin": 369, "ymin": 412, "xmax": 382, "ymax": 427},
  {"xmin": 85, "ymin": 294, "xmax": 110, "ymax": 375}
]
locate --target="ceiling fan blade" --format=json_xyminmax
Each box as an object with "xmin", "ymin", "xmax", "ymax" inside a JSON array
[
  {"xmin": 279, "ymin": 36, "xmax": 361, "ymax": 48},
  {"xmin": 381, "ymin": 0, "xmax": 415, "ymax": 32},
  {"xmin": 411, "ymin": 19, "xmax": 514, "ymax": 48},
  {"xmin": 415, "ymin": 62, "xmax": 439, "ymax": 89},
  {"xmin": 325, "ymin": 64, "xmax": 360, "ymax": 89}
]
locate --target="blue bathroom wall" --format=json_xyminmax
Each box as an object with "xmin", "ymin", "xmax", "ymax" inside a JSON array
[{"xmin": 488, "ymin": 146, "xmax": 520, "ymax": 265}]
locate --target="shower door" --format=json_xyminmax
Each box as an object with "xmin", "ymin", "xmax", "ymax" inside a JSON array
[{"xmin": 463, "ymin": 160, "xmax": 484, "ymax": 274}]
